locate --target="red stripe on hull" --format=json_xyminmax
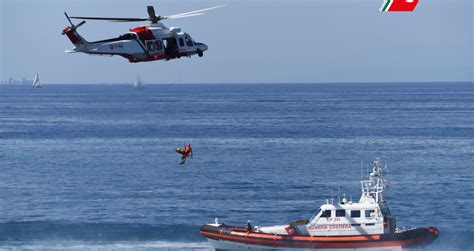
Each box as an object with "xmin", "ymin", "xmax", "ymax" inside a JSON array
[{"xmin": 200, "ymin": 225, "xmax": 439, "ymax": 249}]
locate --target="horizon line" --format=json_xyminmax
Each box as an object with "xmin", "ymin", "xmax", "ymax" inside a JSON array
[{"xmin": 1, "ymin": 81, "xmax": 473, "ymax": 85}]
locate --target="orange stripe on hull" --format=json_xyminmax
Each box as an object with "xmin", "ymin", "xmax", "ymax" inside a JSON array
[{"xmin": 200, "ymin": 230, "xmax": 431, "ymax": 249}]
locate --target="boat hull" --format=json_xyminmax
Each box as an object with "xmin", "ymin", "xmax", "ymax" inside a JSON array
[{"xmin": 200, "ymin": 225, "xmax": 439, "ymax": 250}]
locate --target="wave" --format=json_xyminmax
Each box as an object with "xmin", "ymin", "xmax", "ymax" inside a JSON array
[
  {"xmin": 0, "ymin": 221, "xmax": 202, "ymax": 242},
  {"xmin": 429, "ymin": 230, "xmax": 474, "ymax": 250},
  {"xmin": 0, "ymin": 241, "xmax": 211, "ymax": 250},
  {"xmin": 1, "ymin": 221, "xmax": 473, "ymax": 250}
]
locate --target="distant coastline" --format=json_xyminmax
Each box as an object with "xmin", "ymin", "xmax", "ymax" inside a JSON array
[{"xmin": 1, "ymin": 81, "xmax": 472, "ymax": 85}]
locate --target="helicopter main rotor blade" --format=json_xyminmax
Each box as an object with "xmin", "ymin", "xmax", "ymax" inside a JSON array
[
  {"xmin": 109, "ymin": 20, "xmax": 150, "ymax": 22},
  {"xmin": 68, "ymin": 4, "xmax": 226, "ymax": 24},
  {"xmin": 147, "ymin": 6, "xmax": 158, "ymax": 19},
  {"xmin": 164, "ymin": 12, "xmax": 206, "ymax": 20},
  {"xmin": 69, "ymin": 16, "xmax": 148, "ymax": 22},
  {"xmin": 168, "ymin": 4, "xmax": 227, "ymax": 18}
]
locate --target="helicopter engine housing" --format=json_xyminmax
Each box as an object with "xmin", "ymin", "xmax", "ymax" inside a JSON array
[{"xmin": 170, "ymin": 27, "xmax": 181, "ymax": 33}]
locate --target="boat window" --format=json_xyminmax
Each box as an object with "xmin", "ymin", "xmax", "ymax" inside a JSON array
[
  {"xmin": 351, "ymin": 223, "xmax": 361, "ymax": 226},
  {"xmin": 336, "ymin": 209, "xmax": 345, "ymax": 217},
  {"xmin": 365, "ymin": 223, "xmax": 375, "ymax": 226},
  {"xmin": 320, "ymin": 210, "xmax": 332, "ymax": 218},
  {"xmin": 351, "ymin": 210, "xmax": 361, "ymax": 218},
  {"xmin": 178, "ymin": 38, "xmax": 185, "ymax": 47},
  {"xmin": 185, "ymin": 35, "xmax": 194, "ymax": 47},
  {"xmin": 308, "ymin": 209, "xmax": 321, "ymax": 222},
  {"xmin": 365, "ymin": 210, "xmax": 375, "ymax": 218}
]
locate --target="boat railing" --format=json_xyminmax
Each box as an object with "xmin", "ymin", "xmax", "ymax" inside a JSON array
[{"xmin": 394, "ymin": 226, "xmax": 416, "ymax": 233}]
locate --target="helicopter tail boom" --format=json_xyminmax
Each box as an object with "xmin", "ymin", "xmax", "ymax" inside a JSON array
[
  {"xmin": 63, "ymin": 26, "xmax": 88, "ymax": 46},
  {"xmin": 62, "ymin": 12, "xmax": 89, "ymax": 47}
]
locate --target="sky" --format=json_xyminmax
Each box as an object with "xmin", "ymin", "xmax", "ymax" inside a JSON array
[{"xmin": 0, "ymin": 0, "xmax": 473, "ymax": 84}]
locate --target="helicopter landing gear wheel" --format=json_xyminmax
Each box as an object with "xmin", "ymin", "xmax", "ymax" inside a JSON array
[{"xmin": 197, "ymin": 49, "xmax": 203, "ymax": 57}]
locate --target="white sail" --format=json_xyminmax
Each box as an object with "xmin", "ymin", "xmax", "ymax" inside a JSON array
[
  {"xmin": 134, "ymin": 75, "xmax": 143, "ymax": 89},
  {"xmin": 32, "ymin": 73, "xmax": 41, "ymax": 88}
]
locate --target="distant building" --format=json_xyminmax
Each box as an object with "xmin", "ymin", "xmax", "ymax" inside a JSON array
[{"xmin": 1, "ymin": 77, "xmax": 33, "ymax": 85}]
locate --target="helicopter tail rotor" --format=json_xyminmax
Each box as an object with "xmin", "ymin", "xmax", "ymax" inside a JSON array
[
  {"xmin": 65, "ymin": 12, "xmax": 74, "ymax": 26},
  {"xmin": 62, "ymin": 12, "xmax": 86, "ymax": 35},
  {"xmin": 62, "ymin": 12, "xmax": 89, "ymax": 46}
]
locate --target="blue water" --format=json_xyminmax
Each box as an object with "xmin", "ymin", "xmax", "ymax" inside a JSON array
[{"xmin": 0, "ymin": 83, "xmax": 473, "ymax": 250}]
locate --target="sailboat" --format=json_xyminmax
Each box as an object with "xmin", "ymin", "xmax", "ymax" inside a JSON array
[
  {"xmin": 32, "ymin": 73, "xmax": 42, "ymax": 88},
  {"xmin": 134, "ymin": 75, "xmax": 143, "ymax": 90}
]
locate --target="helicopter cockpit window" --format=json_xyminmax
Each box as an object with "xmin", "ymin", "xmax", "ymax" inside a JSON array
[
  {"xmin": 185, "ymin": 35, "xmax": 194, "ymax": 47},
  {"xmin": 178, "ymin": 38, "xmax": 185, "ymax": 47}
]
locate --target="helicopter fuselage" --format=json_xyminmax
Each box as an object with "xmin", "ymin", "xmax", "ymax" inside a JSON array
[{"xmin": 64, "ymin": 23, "xmax": 208, "ymax": 63}]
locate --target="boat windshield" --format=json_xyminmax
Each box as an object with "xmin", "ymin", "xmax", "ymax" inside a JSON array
[{"xmin": 308, "ymin": 208, "xmax": 321, "ymax": 223}]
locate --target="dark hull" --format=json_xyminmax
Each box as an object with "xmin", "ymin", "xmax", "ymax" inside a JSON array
[{"xmin": 200, "ymin": 225, "xmax": 439, "ymax": 250}]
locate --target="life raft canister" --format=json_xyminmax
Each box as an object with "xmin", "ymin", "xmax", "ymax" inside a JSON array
[{"xmin": 284, "ymin": 225, "xmax": 299, "ymax": 236}]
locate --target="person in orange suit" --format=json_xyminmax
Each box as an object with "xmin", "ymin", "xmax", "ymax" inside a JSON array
[{"xmin": 176, "ymin": 143, "xmax": 193, "ymax": 164}]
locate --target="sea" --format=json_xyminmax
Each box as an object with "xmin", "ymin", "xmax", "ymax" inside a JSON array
[{"xmin": 0, "ymin": 83, "xmax": 473, "ymax": 250}]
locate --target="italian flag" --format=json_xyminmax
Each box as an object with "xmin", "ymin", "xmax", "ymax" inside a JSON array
[{"xmin": 381, "ymin": 0, "xmax": 419, "ymax": 12}]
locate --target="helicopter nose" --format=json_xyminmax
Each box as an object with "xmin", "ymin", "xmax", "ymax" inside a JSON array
[{"xmin": 196, "ymin": 42, "xmax": 208, "ymax": 52}]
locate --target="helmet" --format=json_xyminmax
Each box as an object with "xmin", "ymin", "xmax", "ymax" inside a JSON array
[{"xmin": 187, "ymin": 144, "xmax": 191, "ymax": 147}]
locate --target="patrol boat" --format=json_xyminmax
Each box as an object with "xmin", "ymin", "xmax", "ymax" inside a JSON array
[{"xmin": 200, "ymin": 158, "xmax": 439, "ymax": 250}]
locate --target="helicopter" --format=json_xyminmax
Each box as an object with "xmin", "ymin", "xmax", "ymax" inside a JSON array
[{"xmin": 62, "ymin": 4, "xmax": 225, "ymax": 63}]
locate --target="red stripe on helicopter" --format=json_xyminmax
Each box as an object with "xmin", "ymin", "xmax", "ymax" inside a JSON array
[
  {"xmin": 63, "ymin": 27, "xmax": 84, "ymax": 45},
  {"xmin": 130, "ymin": 26, "xmax": 155, "ymax": 44}
]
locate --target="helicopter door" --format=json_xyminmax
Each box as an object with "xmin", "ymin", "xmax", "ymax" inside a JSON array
[
  {"xmin": 178, "ymin": 37, "xmax": 185, "ymax": 48},
  {"xmin": 164, "ymin": 38, "xmax": 178, "ymax": 57},
  {"xmin": 176, "ymin": 35, "xmax": 187, "ymax": 53}
]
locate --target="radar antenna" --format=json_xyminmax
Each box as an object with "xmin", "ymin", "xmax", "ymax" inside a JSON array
[{"xmin": 360, "ymin": 157, "xmax": 389, "ymax": 203}]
